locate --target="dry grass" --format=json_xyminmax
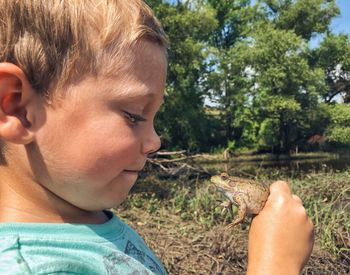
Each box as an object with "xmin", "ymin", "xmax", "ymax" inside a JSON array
[{"xmin": 115, "ymin": 167, "xmax": 350, "ymax": 275}]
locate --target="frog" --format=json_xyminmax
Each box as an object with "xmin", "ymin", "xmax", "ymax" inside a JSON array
[{"xmin": 210, "ymin": 172, "xmax": 270, "ymax": 228}]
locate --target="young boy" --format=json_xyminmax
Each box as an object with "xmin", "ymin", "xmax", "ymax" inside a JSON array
[{"xmin": 0, "ymin": 1, "xmax": 313, "ymax": 274}]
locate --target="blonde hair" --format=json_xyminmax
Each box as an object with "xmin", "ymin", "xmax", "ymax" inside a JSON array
[{"xmin": 0, "ymin": 0, "xmax": 168, "ymax": 95}]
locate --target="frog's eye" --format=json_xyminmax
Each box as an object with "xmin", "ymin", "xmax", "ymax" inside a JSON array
[{"xmin": 220, "ymin": 173, "xmax": 229, "ymax": 181}]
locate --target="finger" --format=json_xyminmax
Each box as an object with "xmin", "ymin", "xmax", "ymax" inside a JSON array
[
  {"xmin": 292, "ymin": 194, "xmax": 303, "ymax": 205},
  {"xmin": 269, "ymin": 180, "xmax": 292, "ymax": 198}
]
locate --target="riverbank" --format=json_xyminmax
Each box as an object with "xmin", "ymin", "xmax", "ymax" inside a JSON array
[
  {"xmin": 197, "ymin": 151, "xmax": 341, "ymax": 163},
  {"xmin": 115, "ymin": 166, "xmax": 350, "ymax": 274}
]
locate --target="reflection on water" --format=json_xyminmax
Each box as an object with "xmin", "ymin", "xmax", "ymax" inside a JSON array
[{"xmin": 202, "ymin": 155, "xmax": 350, "ymax": 178}]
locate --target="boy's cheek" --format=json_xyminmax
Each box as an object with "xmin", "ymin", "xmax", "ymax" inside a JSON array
[{"xmin": 66, "ymin": 141, "xmax": 138, "ymax": 177}]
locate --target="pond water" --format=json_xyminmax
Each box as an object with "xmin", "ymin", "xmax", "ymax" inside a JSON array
[{"xmin": 202, "ymin": 154, "xmax": 350, "ymax": 178}]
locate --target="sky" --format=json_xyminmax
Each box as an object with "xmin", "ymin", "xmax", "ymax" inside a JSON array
[
  {"xmin": 331, "ymin": 0, "xmax": 350, "ymax": 35},
  {"xmin": 309, "ymin": 0, "xmax": 350, "ymax": 47}
]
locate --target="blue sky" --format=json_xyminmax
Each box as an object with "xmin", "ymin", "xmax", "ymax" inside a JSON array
[
  {"xmin": 310, "ymin": 0, "xmax": 350, "ymax": 47},
  {"xmin": 332, "ymin": 0, "xmax": 350, "ymax": 35}
]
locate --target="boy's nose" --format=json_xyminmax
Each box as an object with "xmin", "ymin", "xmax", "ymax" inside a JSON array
[{"xmin": 142, "ymin": 127, "xmax": 161, "ymax": 155}]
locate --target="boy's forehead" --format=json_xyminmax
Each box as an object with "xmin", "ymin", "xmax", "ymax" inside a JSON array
[
  {"xmin": 102, "ymin": 78, "xmax": 165, "ymax": 105},
  {"xmin": 102, "ymin": 40, "xmax": 167, "ymax": 76},
  {"xmin": 100, "ymin": 41, "xmax": 167, "ymax": 98}
]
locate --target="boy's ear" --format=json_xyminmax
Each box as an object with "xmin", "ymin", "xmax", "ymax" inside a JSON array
[{"xmin": 0, "ymin": 63, "xmax": 36, "ymax": 144}]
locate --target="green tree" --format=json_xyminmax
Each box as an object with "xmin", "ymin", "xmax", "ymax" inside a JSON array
[
  {"xmin": 203, "ymin": 0, "xmax": 257, "ymax": 148},
  {"xmin": 226, "ymin": 0, "xmax": 341, "ymax": 153},
  {"xmin": 203, "ymin": 0, "xmax": 339, "ymax": 153},
  {"xmin": 310, "ymin": 33, "xmax": 350, "ymax": 103},
  {"xmin": 262, "ymin": 0, "xmax": 339, "ymax": 40},
  {"xmin": 148, "ymin": 1, "xmax": 219, "ymax": 151},
  {"xmin": 240, "ymin": 25, "xmax": 325, "ymax": 152},
  {"xmin": 146, "ymin": 0, "xmax": 347, "ymax": 153},
  {"xmin": 325, "ymin": 104, "xmax": 350, "ymax": 146}
]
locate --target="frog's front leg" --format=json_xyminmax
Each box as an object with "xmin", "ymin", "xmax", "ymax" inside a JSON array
[
  {"xmin": 220, "ymin": 200, "xmax": 232, "ymax": 215},
  {"xmin": 226, "ymin": 195, "xmax": 247, "ymax": 229}
]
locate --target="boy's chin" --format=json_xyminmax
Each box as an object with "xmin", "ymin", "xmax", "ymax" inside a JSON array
[
  {"xmin": 75, "ymin": 175, "xmax": 137, "ymax": 211},
  {"xmin": 104, "ymin": 190, "xmax": 133, "ymax": 210},
  {"xmin": 75, "ymin": 193, "xmax": 130, "ymax": 213}
]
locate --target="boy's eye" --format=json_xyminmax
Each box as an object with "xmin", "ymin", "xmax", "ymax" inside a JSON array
[{"xmin": 123, "ymin": 111, "xmax": 146, "ymax": 125}]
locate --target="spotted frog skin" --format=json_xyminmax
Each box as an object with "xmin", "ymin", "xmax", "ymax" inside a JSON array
[{"xmin": 211, "ymin": 172, "xmax": 270, "ymax": 228}]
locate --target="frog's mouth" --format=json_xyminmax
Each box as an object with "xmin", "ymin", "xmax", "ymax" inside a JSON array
[{"xmin": 213, "ymin": 182, "xmax": 232, "ymax": 191}]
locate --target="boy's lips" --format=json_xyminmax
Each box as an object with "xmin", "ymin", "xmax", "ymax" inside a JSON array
[
  {"xmin": 124, "ymin": 162, "xmax": 146, "ymax": 173},
  {"xmin": 124, "ymin": 169, "xmax": 142, "ymax": 173},
  {"xmin": 124, "ymin": 170, "xmax": 139, "ymax": 173}
]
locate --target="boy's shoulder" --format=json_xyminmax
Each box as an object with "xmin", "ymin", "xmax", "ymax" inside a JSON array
[{"xmin": 0, "ymin": 211, "xmax": 167, "ymax": 275}]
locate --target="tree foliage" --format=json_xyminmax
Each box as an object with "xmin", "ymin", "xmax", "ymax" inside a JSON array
[
  {"xmin": 325, "ymin": 104, "xmax": 350, "ymax": 145},
  {"xmin": 311, "ymin": 34, "xmax": 350, "ymax": 103},
  {"xmin": 147, "ymin": 1, "xmax": 220, "ymax": 151},
  {"xmin": 263, "ymin": 0, "xmax": 339, "ymax": 40},
  {"xmin": 148, "ymin": 0, "xmax": 350, "ymax": 152}
]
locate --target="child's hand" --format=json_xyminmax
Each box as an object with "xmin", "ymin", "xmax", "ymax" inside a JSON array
[{"xmin": 247, "ymin": 181, "xmax": 314, "ymax": 275}]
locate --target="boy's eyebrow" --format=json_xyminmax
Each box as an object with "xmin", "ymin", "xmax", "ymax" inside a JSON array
[
  {"xmin": 137, "ymin": 93, "xmax": 165, "ymax": 105},
  {"xmin": 105, "ymin": 86, "xmax": 165, "ymax": 103}
]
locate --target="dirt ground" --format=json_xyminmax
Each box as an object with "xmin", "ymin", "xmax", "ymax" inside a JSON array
[{"xmin": 116, "ymin": 208, "xmax": 349, "ymax": 275}]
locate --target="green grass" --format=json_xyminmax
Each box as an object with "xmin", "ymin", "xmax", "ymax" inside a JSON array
[{"xmin": 290, "ymin": 171, "xmax": 350, "ymax": 257}]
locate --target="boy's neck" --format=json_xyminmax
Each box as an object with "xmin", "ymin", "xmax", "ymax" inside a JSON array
[
  {"xmin": 0, "ymin": 165, "xmax": 109, "ymax": 225},
  {"xmin": 0, "ymin": 206, "xmax": 108, "ymax": 224},
  {"xmin": 0, "ymin": 205, "xmax": 109, "ymax": 224}
]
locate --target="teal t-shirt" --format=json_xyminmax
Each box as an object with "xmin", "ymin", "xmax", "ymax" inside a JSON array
[{"xmin": 0, "ymin": 210, "xmax": 167, "ymax": 275}]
